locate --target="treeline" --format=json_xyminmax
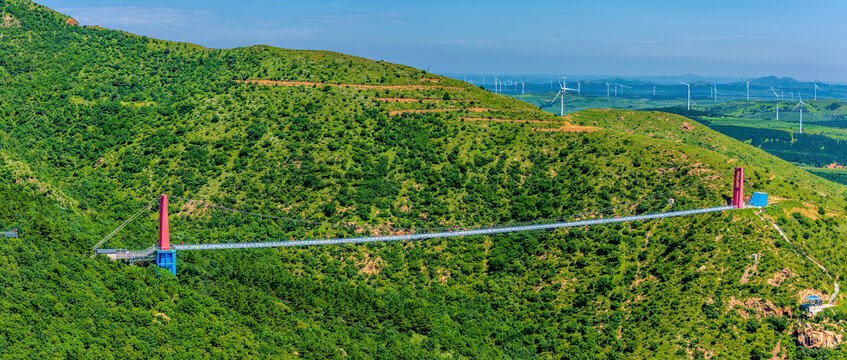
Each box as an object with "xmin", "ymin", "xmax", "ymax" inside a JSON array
[
  {"xmin": 810, "ymin": 120, "xmax": 847, "ymax": 129},
  {"xmin": 806, "ymin": 170, "xmax": 847, "ymax": 186},
  {"xmin": 706, "ymin": 125, "xmax": 847, "ymax": 167}
]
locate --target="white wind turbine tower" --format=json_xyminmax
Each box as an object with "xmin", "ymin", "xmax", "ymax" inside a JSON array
[
  {"xmin": 793, "ymin": 94, "xmax": 806, "ymax": 134},
  {"xmin": 679, "ymin": 82, "xmax": 692, "ymax": 110},
  {"xmin": 521, "ymin": 78, "xmax": 525, "ymax": 95},
  {"xmin": 606, "ymin": 82, "xmax": 610, "ymax": 97},
  {"xmin": 770, "ymin": 87, "xmax": 781, "ymax": 120},
  {"xmin": 744, "ymin": 80, "xmax": 752, "ymax": 101},
  {"xmin": 550, "ymin": 74, "xmax": 578, "ymax": 116},
  {"xmin": 577, "ymin": 81, "xmax": 581, "ymax": 95},
  {"xmin": 814, "ymin": 83, "xmax": 821, "ymax": 100},
  {"xmin": 653, "ymin": 85, "xmax": 656, "ymax": 97},
  {"xmin": 713, "ymin": 84, "xmax": 718, "ymax": 103}
]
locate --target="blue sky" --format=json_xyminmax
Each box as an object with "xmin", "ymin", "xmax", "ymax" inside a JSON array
[{"xmin": 39, "ymin": 0, "xmax": 847, "ymax": 82}]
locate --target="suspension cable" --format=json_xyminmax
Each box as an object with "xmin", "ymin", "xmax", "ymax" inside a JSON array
[
  {"xmin": 167, "ymin": 167, "xmax": 734, "ymax": 233},
  {"xmin": 92, "ymin": 196, "xmax": 159, "ymax": 251}
]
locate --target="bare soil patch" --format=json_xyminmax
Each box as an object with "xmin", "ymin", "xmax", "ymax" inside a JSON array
[
  {"xmin": 462, "ymin": 117, "xmax": 559, "ymax": 124},
  {"xmin": 767, "ymin": 268, "xmax": 796, "ymax": 286},
  {"xmin": 740, "ymin": 264, "xmax": 757, "ymax": 284},
  {"xmin": 1, "ymin": 15, "xmax": 21, "ymax": 28},
  {"xmin": 727, "ymin": 296, "xmax": 792, "ymax": 318},
  {"xmin": 532, "ymin": 124, "xmax": 599, "ymax": 132},
  {"xmin": 374, "ymin": 97, "xmax": 441, "ymax": 103},
  {"xmin": 389, "ymin": 107, "xmax": 505, "ymax": 115},
  {"xmin": 357, "ymin": 254, "xmax": 385, "ymax": 276},
  {"xmin": 785, "ymin": 206, "xmax": 820, "ymax": 220}
]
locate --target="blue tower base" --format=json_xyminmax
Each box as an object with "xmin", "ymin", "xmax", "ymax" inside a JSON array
[{"xmin": 156, "ymin": 250, "xmax": 177, "ymax": 276}]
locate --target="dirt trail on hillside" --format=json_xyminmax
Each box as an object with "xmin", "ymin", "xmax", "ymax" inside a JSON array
[
  {"xmin": 375, "ymin": 98, "xmax": 441, "ymax": 103},
  {"xmin": 532, "ymin": 124, "xmax": 600, "ymax": 132},
  {"xmin": 389, "ymin": 108, "xmax": 511, "ymax": 115},
  {"xmin": 463, "ymin": 117, "xmax": 559, "ymax": 124},
  {"xmin": 237, "ymin": 79, "xmax": 464, "ymax": 90}
]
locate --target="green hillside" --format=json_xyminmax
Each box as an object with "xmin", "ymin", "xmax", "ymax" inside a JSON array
[{"xmin": 2, "ymin": 1, "xmax": 847, "ymax": 358}]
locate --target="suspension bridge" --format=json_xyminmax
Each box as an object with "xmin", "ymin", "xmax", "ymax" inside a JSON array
[{"xmin": 95, "ymin": 167, "xmax": 764, "ymax": 277}]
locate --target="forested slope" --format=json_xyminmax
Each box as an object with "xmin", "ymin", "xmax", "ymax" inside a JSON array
[{"xmin": 1, "ymin": 1, "xmax": 847, "ymax": 358}]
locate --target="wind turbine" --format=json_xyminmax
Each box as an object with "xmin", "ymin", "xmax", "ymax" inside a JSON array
[
  {"xmin": 713, "ymin": 84, "xmax": 718, "ymax": 103},
  {"xmin": 653, "ymin": 85, "xmax": 656, "ymax": 97},
  {"xmin": 793, "ymin": 94, "xmax": 806, "ymax": 134},
  {"xmin": 521, "ymin": 78, "xmax": 525, "ymax": 95},
  {"xmin": 680, "ymin": 81, "xmax": 691, "ymax": 110},
  {"xmin": 770, "ymin": 87, "xmax": 781, "ymax": 121},
  {"xmin": 606, "ymin": 82, "xmax": 610, "ymax": 97},
  {"xmin": 814, "ymin": 83, "xmax": 821, "ymax": 100},
  {"xmin": 577, "ymin": 81, "xmax": 581, "ymax": 95},
  {"xmin": 550, "ymin": 74, "xmax": 578, "ymax": 116},
  {"xmin": 744, "ymin": 80, "xmax": 752, "ymax": 101}
]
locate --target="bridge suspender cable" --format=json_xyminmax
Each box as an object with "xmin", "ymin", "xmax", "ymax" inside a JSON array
[
  {"xmin": 173, "ymin": 206, "xmax": 736, "ymax": 250},
  {"xmin": 166, "ymin": 168, "xmax": 735, "ymax": 234},
  {"xmin": 91, "ymin": 196, "xmax": 158, "ymax": 251}
]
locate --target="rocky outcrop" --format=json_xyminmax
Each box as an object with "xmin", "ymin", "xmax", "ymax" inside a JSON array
[
  {"xmin": 796, "ymin": 322, "xmax": 843, "ymax": 349},
  {"xmin": 727, "ymin": 296, "xmax": 792, "ymax": 318}
]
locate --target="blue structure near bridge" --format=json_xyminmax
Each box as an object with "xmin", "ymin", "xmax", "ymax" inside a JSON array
[
  {"xmin": 748, "ymin": 192, "xmax": 768, "ymax": 207},
  {"xmin": 156, "ymin": 251, "xmax": 176, "ymax": 276}
]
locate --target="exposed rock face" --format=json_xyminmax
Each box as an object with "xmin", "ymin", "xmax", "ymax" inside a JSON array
[
  {"xmin": 727, "ymin": 296, "xmax": 792, "ymax": 318},
  {"xmin": 796, "ymin": 322, "xmax": 843, "ymax": 349},
  {"xmin": 64, "ymin": 17, "xmax": 79, "ymax": 26}
]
